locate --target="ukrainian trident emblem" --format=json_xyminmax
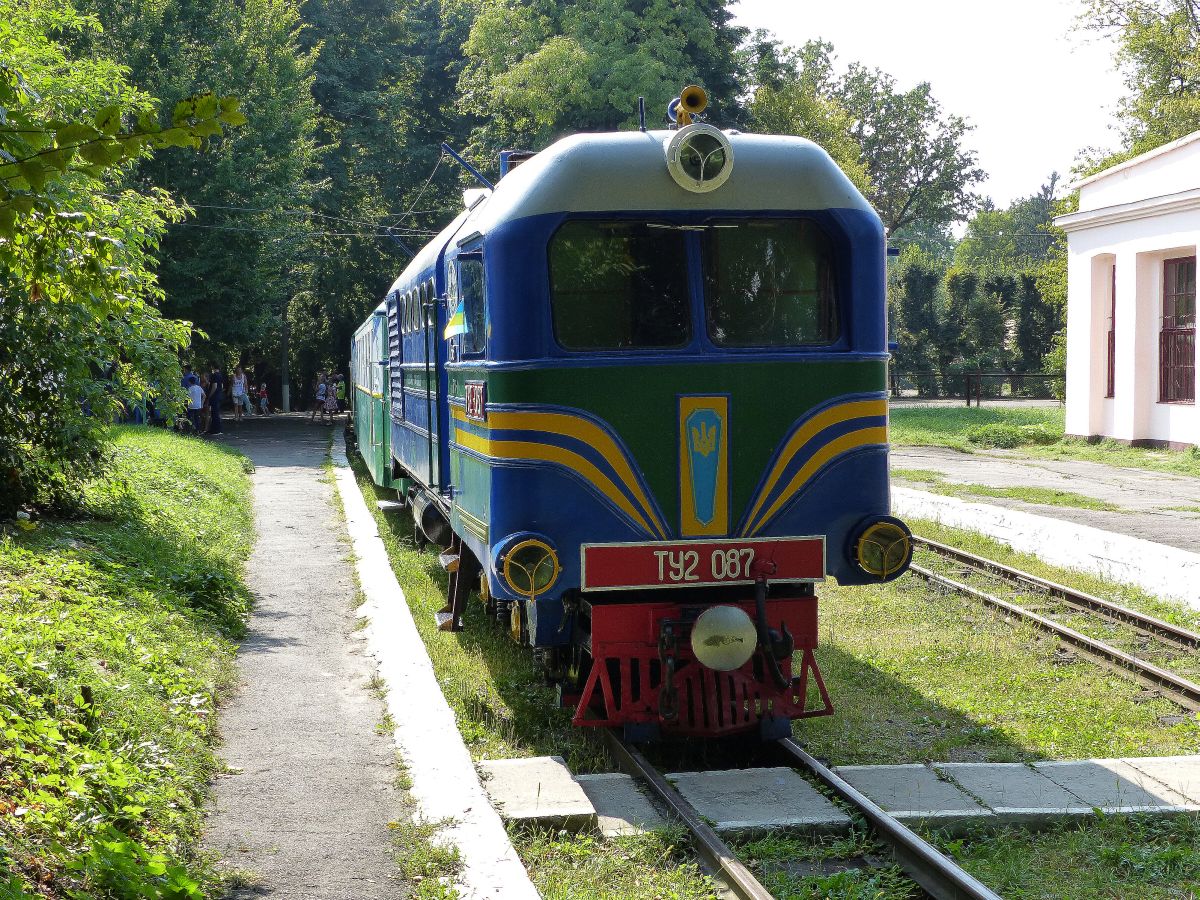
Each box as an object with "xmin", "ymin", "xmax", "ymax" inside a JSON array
[{"xmin": 679, "ymin": 397, "xmax": 729, "ymax": 536}]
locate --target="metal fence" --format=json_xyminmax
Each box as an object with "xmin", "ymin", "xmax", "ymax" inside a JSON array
[{"xmin": 890, "ymin": 371, "xmax": 1065, "ymax": 406}]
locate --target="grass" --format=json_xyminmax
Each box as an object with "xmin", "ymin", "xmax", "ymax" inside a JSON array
[
  {"xmin": 891, "ymin": 468, "xmax": 1122, "ymax": 512},
  {"xmin": 352, "ymin": 460, "xmax": 721, "ymax": 898},
  {"xmin": 0, "ymin": 426, "xmax": 254, "ymax": 899},
  {"xmin": 796, "ymin": 518, "xmax": 1200, "ymax": 764},
  {"xmin": 738, "ymin": 829, "xmax": 914, "ymax": 899},
  {"xmin": 890, "ymin": 406, "xmax": 1200, "ymax": 479},
  {"xmin": 515, "ymin": 826, "xmax": 720, "ymax": 900},
  {"xmin": 939, "ymin": 813, "xmax": 1200, "ymax": 899}
]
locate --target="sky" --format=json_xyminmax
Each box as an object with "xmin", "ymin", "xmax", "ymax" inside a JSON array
[{"xmin": 730, "ymin": 0, "xmax": 1128, "ymax": 209}]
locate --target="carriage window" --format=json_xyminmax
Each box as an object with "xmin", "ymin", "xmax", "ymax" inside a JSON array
[
  {"xmin": 549, "ymin": 221, "xmax": 691, "ymax": 350},
  {"xmin": 702, "ymin": 219, "xmax": 839, "ymax": 347},
  {"xmin": 459, "ymin": 258, "xmax": 486, "ymax": 356}
]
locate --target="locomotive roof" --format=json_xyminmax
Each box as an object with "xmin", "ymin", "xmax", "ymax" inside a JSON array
[{"xmin": 387, "ymin": 129, "xmax": 875, "ymax": 295}]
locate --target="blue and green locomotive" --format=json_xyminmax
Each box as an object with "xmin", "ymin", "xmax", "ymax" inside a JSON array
[{"xmin": 349, "ymin": 92, "xmax": 912, "ymax": 740}]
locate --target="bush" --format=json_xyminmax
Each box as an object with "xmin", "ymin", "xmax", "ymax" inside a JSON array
[
  {"xmin": 0, "ymin": 428, "xmax": 253, "ymax": 898},
  {"xmin": 966, "ymin": 422, "xmax": 1061, "ymax": 448}
]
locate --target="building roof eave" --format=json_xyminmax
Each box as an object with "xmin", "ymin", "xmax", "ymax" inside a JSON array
[
  {"xmin": 1070, "ymin": 129, "xmax": 1200, "ymax": 191},
  {"xmin": 1052, "ymin": 186, "xmax": 1200, "ymax": 233}
]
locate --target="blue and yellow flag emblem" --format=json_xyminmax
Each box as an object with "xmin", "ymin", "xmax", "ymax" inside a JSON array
[
  {"xmin": 679, "ymin": 396, "xmax": 729, "ymax": 536},
  {"xmin": 443, "ymin": 300, "xmax": 466, "ymax": 339}
]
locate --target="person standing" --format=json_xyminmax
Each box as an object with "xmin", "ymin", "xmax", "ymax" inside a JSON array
[
  {"xmin": 258, "ymin": 382, "xmax": 270, "ymax": 415},
  {"xmin": 310, "ymin": 375, "xmax": 327, "ymax": 423},
  {"xmin": 186, "ymin": 375, "xmax": 205, "ymax": 432},
  {"xmin": 335, "ymin": 375, "xmax": 347, "ymax": 414},
  {"xmin": 322, "ymin": 375, "xmax": 339, "ymax": 424},
  {"xmin": 230, "ymin": 366, "xmax": 249, "ymax": 423},
  {"xmin": 208, "ymin": 365, "xmax": 225, "ymax": 435},
  {"xmin": 199, "ymin": 374, "xmax": 212, "ymax": 434}
]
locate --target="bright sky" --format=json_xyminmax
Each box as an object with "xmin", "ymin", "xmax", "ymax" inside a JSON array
[{"xmin": 731, "ymin": 0, "xmax": 1128, "ymax": 209}]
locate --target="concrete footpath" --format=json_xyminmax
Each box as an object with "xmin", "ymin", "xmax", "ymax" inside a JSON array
[
  {"xmin": 893, "ymin": 446, "xmax": 1200, "ymax": 553},
  {"xmin": 202, "ymin": 417, "xmax": 409, "ymax": 898}
]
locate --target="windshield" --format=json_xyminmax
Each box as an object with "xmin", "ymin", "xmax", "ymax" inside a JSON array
[
  {"xmin": 702, "ymin": 219, "xmax": 839, "ymax": 347},
  {"xmin": 548, "ymin": 220, "xmax": 691, "ymax": 350}
]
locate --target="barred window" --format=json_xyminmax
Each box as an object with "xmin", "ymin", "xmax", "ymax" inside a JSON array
[{"xmin": 1160, "ymin": 256, "xmax": 1196, "ymax": 404}]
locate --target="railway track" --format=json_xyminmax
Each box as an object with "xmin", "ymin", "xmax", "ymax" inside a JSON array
[
  {"xmin": 602, "ymin": 729, "xmax": 1001, "ymax": 900},
  {"xmin": 910, "ymin": 536, "xmax": 1200, "ymax": 712}
]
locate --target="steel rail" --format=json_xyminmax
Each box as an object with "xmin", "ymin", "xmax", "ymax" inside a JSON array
[
  {"xmin": 775, "ymin": 737, "xmax": 1003, "ymax": 900},
  {"xmin": 601, "ymin": 730, "xmax": 774, "ymax": 900},
  {"xmin": 914, "ymin": 536, "xmax": 1200, "ymax": 648},
  {"xmin": 910, "ymin": 564, "xmax": 1200, "ymax": 712}
]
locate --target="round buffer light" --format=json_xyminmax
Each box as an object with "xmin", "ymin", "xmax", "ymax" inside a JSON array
[
  {"xmin": 854, "ymin": 518, "xmax": 913, "ymax": 580},
  {"xmin": 690, "ymin": 605, "xmax": 758, "ymax": 671},
  {"xmin": 502, "ymin": 539, "xmax": 561, "ymax": 598},
  {"xmin": 666, "ymin": 123, "xmax": 734, "ymax": 193}
]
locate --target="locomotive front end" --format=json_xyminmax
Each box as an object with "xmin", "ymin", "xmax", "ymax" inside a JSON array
[{"xmin": 441, "ymin": 113, "xmax": 911, "ymax": 741}]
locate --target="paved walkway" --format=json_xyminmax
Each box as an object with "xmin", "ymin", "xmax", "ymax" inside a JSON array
[
  {"xmin": 203, "ymin": 416, "xmax": 409, "ymax": 898},
  {"xmin": 893, "ymin": 446, "xmax": 1200, "ymax": 553}
]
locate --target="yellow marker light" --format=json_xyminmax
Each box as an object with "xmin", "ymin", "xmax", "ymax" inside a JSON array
[
  {"xmin": 502, "ymin": 539, "xmax": 561, "ymax": 598},
  {"xmin": 856, "ymin": 521, "xmax": 912, "ymax": 579}
]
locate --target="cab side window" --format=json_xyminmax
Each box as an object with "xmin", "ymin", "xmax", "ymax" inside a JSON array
[{"xmin": 459, "ymin": 258, "xmax": 486, "ymax": 356}]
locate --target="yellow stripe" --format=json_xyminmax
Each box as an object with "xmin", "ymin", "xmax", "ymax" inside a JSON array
[
  {"xmin": 742, "ymin": 399, "xmax": 887, "ymax": 534},
  {"xmin": 747, "ymin": 426, "xmax": 888, "ymax": 537},
  {"xmin": 454, "ymin": 426, "xmax": 657, "ymax": 537},
  {"xmin": 452, "ymin": 405, "xmax": 667, "ymax": 540},
  {"xmin": 355, "ymin": 385, "xmax": 383, "ymax": 399}
]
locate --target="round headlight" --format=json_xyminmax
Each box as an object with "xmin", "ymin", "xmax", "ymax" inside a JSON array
[
  {"xmin": 665, "ymin": 124, "xmax": 734, "ymax": 193},
  {"xmin": 854, "ymin": 518, "xmax": 913, "ymax": 580},
  {"xmin": 502, "ymin": 539, "xmax": 560, "ymax": 598},
  {"xmin": 690, "ymin": 605, "xmax": 758, "ymax": 671}
]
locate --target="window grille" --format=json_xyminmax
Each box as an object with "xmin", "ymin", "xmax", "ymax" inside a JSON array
[{"xmin": 1160, "ymin": 256, "xmax": 1196, "ymax": 404}]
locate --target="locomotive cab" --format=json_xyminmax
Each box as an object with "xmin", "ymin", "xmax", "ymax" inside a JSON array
[{"xmin": 378, "ymin": 107, "xmax": 911, "ymax": 740}]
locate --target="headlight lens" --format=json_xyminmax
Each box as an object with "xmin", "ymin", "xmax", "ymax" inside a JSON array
[
  {"xmin": 502, "ymin": 539, "xmax": 560, "ymax": 597},
  {"xmin": 855, "ymin": 519, "xmax": 912, "ymax": 579}
]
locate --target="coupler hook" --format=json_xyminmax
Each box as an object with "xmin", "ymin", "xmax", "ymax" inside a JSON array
[{"xmin": 752, "ymin": 559, "xmax": 794, "ymax": 690}]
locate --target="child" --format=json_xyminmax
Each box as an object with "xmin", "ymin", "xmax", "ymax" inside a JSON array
[
  {"xmin": 258, "ymin": 383, "xmax": 270, "ymax": 415},
  {"xmin": 186, "ymin": 375, "xmax": 205, "ymax": 432}
]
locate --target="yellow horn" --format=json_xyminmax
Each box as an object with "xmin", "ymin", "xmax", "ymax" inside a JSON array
[{"xmin": 680, "ymin": 84, "xmax": 708, "ymax": 115}]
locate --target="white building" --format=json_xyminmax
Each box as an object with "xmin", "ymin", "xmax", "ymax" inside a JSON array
[{"xmin": 1055, "ymin": 131, "xmax": 1198, "ymax": 449}]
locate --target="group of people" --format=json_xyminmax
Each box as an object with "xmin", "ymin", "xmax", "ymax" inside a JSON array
[
  {"xmin": 182, "ymin": 364, "xmax": 270, "ymax": 436},
  {"xmin": 309, "ymin": 373, "xmax": 347, "ymax": 425}
]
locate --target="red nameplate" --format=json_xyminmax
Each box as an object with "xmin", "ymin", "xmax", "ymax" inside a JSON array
[{"xmin": 581, "ymin": 537, "xmax": 825, "ymax": 592}]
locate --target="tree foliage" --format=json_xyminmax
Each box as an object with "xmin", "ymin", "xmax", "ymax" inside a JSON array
[
  {"xmin": 1082, "ymin": 0, "xmax": 1200, "ymax": 152},
  {"xmin": 0, "ymin": 0, "xmax": 243, "ymax": 516},
  {"xmin": 80, "ymin": 0, "xmax": 320, "ymax": 362},
  {"xmin": 458, "ymin": 0, "xmax": 746, "ymax": 157}
]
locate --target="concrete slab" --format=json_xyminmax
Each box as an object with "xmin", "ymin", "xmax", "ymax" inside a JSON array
[
  {"xmin": 376, "ymin": 499, "xmax": 405, "ymax": 513},
  {"xmin": 836, "ymin": 764, "xmax": 990, "ymax": 822},
  {"xmin": 575, "ymin": 773, "xmax": 667, "ymax": 836},
  {"xmin": 936, "ymin": 762, "xmax": 1092, "ymax": 820},
  {"xmin": 1124, "ymin": 756, "xmax": 1200, "ymax": 805},
  {"xmin": 667, "ymin": 767, "xmax": 849, "ymax": 834},
  {"xmin": 479, "ymin": 756, "xmax": 596, "ymax": 831},
  {"xmin": 1034, "ymin": 759, "xmax": 1198, "ymax": 813}
]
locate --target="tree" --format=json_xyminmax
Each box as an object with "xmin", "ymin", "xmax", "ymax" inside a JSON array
[
  {"xmin": 1081, "ymin": 0, "xmax": 1200, "ymax": 153},
  {"xmin": 954, "ymin": 174, "xmax": 1060, "ymax": 272},
  {"xmin": 746, "ymin": 41, "xmax": 870, "ymax": 192},
  {"xmin": 80, "ymin": 0, "xmax": 320, "ymax": 364},
  {"xmin": 836, "ymin": 64, "xmax": 984, "ymax": 235},
  {"xmin": 0, "ymin": 4, "xmax": 243, "ymax": 511},
  {"xmin": 457, "ymin": 0, "xmax": 747, "ymax": 160}
]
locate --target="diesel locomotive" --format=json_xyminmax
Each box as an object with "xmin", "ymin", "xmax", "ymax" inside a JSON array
[{"xmin": 350, "ymin": 89, "xmax": 912, "ymax": 741}]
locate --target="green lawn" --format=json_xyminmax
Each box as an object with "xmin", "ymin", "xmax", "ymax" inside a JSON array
[
  {"xmin": 352, "ymin": 461, "xmax": 720, "ymax": 900},
  {"xmin": 890, "ymin": 406, "xmax": 1200, "ymax": 478},
  {"xmin": 0, "ymin": 427, "xmax": 255, "ymax": 899}
]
